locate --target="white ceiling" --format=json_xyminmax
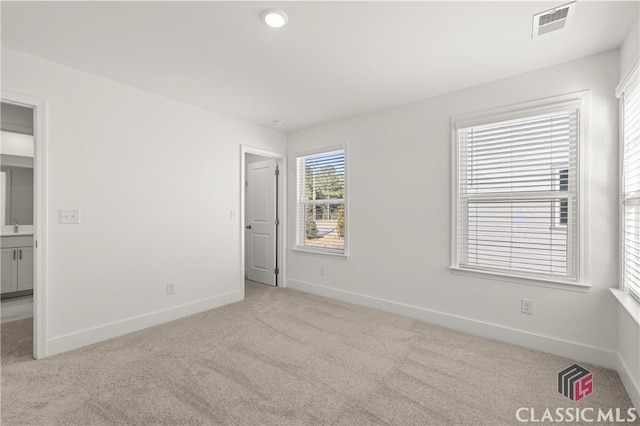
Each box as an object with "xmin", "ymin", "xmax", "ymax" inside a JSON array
[{"xmin": 2, "ymin": 1, "xmax": 638, "ymax": 133}]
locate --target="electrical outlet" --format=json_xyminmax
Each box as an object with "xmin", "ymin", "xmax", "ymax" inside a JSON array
[
  {"xmin": 167, "ymin": 282, "xmax": 176, "ymax": 295},
  {"xmin": 521, "ymin": 298, "xmax": 533, "ymax": 315}
]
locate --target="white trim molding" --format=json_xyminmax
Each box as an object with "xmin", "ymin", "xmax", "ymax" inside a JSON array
[
  {"xmin": 449, "ymin": 266, "xmax": 592, "ymax": 291},
  {"xmin": 288, "ymin": 279, "xmax": 618, "ymax": 369},
  {"xmin": 612, "ymin": 288, "xmax": 640, "ymax": 326},
  {"xmin": 291, "ymin": 141, "xmax": 349, "ymax": 257},
  {"xmin": 617, "ymin": 352, "xmax": 640, "ymax": 410},
  {"xmin": 240, "ymin": 145, "xmax": 287, "ymax": 288},
  {"xmin": 47, "ymin": 290, "xmax": 243, "ymax": 356}
]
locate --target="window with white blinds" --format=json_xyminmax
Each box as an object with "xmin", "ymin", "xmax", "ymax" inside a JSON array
[
  {"xmin": 296, "ymin": 149, "xmax": 346, "ymax": 254},
  {"xmin": 453, "ymin": 103, "xmax": 581, "ymax": 282},
  {"xmin": 619, "ymin": 62, "xmax": 640, "ymax": 301}
]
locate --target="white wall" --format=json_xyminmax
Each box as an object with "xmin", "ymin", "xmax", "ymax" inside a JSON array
[
  {"xmin": 618, "ymin": 306, "xmax": 639, "ymax": 408},
  {"xmin": 288, "ymin": 49, "xmax": 621, "ymax": 368},
  {"xmin": 620, "ymin": 19, "xmax": 639, "ymax": 77},
  {"xmin": 617, "ymin": 19, "xmax": 640, "ymax": 409},
  {"xmin": 2, "ymin": 47, "xmax": 287, "ymax": 355},
  {"xmin": 246, "ymin": 153, "xmax": 268, "ymax": 165}
]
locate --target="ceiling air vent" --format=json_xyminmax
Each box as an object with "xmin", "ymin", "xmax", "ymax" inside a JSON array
[{"xmin": 532, "ymin": 1, "xmax": 576, "ymax": 39}]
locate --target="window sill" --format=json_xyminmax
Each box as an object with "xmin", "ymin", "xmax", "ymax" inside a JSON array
[
  {"xmin": 449, "ymin": 266, "xmax": 591, "ymax": 292},
  {"xmin": 610, "ymin": 288, "xmax": 640, "ymax": 326},
  {"xmin": 291, "ymin": 247, "xmax": 349, "ymax": 258}
]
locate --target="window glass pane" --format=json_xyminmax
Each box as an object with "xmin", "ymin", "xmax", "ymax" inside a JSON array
[
  {"xmin": 464, "ymin": 114, "xmax": 575, "ymax": 194},
  {"xmin": 456, "ymin": 106, "xmax": 579, "ymax": 281},
  {"xmin": 296, "ymin": 148, "xmax": 346, "ymax": 254},
  {"xmin": 304, "ymin": 203, "xmax": 344, "ymax": 251},
  {"xmin": 622, "ymin": 67, "xmax": 640, "ymax": 298},
  {"xmin": 466, "ymin": 200, "xmax": 568, "ymax": 275},
  {"xmin": 558, "ymin": 200, "xmax": 568, "ymax": 226},
  {"xmin": 624, "ymin": 203, "xmax": 640, "ymax": 299},
  {"xmin": 559, "ymin": 168, "xmax": 568, "ymax": 225},
  {"xmin": 304, "ymin": 151, "xmax": 345, "ymax": 201}
]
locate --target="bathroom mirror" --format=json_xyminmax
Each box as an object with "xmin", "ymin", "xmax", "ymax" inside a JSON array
[
  {"xmin": 1, "ymin": 103, "xmax": 35, "ymax": 229},
  {"xmin": 1, "ymin": 165, "xmax": 34, "ymax": 226}
]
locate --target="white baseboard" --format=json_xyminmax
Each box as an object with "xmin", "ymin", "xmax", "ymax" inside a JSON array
[
  {"xmin": 288, "ymin": 279, "xmax": 618, "ymax": 369},
  {"xmin": 46, "ymin": 290, "xmax": 243, "ymax": 356},
  {"xmin": 617, "ymin": 353, "xmax": 640, "ymax": 409}
]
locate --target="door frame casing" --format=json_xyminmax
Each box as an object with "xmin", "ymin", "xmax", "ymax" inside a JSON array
[
  {"xmin": 240, "ymin": 145, "xmax": 286, "ymax": 290},
  {"xmin": 2, "ymin": 90, "xmax": 48, "ymax": 359}
]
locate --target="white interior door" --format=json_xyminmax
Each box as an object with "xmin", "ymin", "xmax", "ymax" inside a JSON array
[{"xmin": 246, "ymin": 159, "xmax": 276, "ymax": 286}]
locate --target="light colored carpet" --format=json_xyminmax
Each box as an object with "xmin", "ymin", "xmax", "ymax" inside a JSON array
[{"xmin": 1, "ymin": 281, "xmax": 636, "ymax": 425}]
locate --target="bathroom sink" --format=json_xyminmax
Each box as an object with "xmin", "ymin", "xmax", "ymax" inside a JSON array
[{"xmin": 1, "ymin": 225, "xmax": 34, "ymax": 237}]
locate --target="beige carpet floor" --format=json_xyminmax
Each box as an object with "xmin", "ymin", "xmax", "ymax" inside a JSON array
[{"xmin": 1, "ymin": 281, "xmax": 637, "ymax": 425}]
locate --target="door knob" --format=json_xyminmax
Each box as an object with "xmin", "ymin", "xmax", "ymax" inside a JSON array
[{"xmin": 246, "ymin": 225, "xmax": 252, "ymax": 229}]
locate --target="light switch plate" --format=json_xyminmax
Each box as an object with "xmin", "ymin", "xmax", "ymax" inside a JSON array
[{"xmin": 60, "ymin": 209, "xmax": 80, "ymax": 224}]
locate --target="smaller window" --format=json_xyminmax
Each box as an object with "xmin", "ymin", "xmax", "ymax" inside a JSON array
[
  {"xmin": 618, "ymin": 60, "xmax": 640, "ymax": 301},
  {"xmin": 296, "ymin": 149, "xmax": 346, "ymax": 254}
]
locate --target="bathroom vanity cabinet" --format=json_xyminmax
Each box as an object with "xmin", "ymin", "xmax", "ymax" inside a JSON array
[{"xmin": 1, "ymin": 235, "xmax": 33, "ymax": 296}]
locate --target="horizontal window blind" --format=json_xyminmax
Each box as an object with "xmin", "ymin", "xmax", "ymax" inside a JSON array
[
  {"xmin": 621, "ymin": 65, "xmax": 640, "ymax": 301},
  {"xmin": 457, "ymin": 110, "xmax": 578, "ymax": 280},
  {"xmin": 296, "ymin": 150, "xmax": 345, "ymax": 253}
]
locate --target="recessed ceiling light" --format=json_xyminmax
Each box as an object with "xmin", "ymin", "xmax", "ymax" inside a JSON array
[{"xmin": 261, "ymin": 9, "xmax": 288, "ymax": 28}]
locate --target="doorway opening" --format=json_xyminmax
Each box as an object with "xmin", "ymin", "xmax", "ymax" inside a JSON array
[
  {"xmin": 1, "ymin": 93, "xmax": 47, "ymax": 360},
  {"xmin": 1, "ymin": 101, "xmax": 34, "ymax": 361},
  {"xmin": 241, "ymin": 147, "xmax": 285, "ymax": 294}
]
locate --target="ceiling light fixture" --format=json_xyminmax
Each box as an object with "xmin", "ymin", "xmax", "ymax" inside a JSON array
[{"xmin": 261, "ymin": 9, "xmax": 288, "ymax": 28}]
